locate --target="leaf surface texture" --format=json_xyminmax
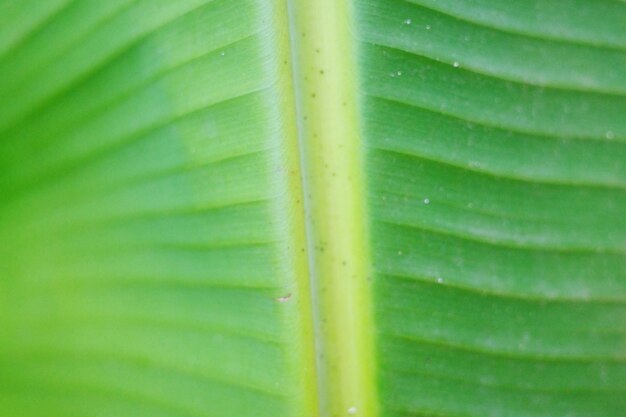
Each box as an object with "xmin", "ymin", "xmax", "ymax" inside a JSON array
[{"xmin": 0, "ymin": 1, "xmax": 624, "ymax": 416}]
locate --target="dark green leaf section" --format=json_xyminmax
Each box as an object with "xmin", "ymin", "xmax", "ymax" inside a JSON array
[
  {"xmin": 0, "ymin": 1, "xmax": 313, "ymax": 416},
  {"xmin": 355, "ymin": 0, "xmax": 626, "ymax": 416}
]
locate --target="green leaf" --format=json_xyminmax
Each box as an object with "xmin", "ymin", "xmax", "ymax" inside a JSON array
[{"xmin": 0, "ymin": 1, "xmax": 624, "ymax": 417}]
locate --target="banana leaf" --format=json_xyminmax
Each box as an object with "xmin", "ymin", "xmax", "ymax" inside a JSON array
[{"xmin": 0, "ymin": 1, "xmax": 624, "ymax": 416}]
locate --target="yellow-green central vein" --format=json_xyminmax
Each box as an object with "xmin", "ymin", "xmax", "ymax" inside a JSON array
[{"xmin": 286, "ymin": 1, "xmax": 378, "ymax": 416}]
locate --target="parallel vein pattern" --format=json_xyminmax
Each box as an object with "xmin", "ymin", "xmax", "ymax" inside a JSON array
[
  {"xmin": 0, "ymin": 2, "xmax": 316, "ymax": 416},
  {"xmin": 355, "ymin": 0, "xmax": 626, "ymax": 416}
]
